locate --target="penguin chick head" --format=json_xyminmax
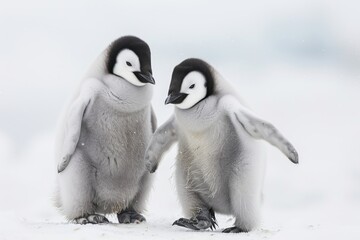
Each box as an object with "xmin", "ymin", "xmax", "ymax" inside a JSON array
[
  {"xmin": 165, "ymin": 58, "xmax": 215, "ymax": 109},
  {"xmin": 106, "ymin": 36, "xmax": 155, "ymax": 86}
]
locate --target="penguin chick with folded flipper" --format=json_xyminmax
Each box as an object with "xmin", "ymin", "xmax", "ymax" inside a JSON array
[{"xmin": 55, "ymin": 36, "xmax": 157, "ymax": 224}]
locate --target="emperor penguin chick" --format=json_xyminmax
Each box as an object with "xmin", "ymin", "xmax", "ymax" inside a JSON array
[
  {"xmin": 145, "ymin": 58, "xmax": 298, "ymax": 233},
  {"xmin": 55, "ymin": 36, "xmax": 157, "ymax": 224}
]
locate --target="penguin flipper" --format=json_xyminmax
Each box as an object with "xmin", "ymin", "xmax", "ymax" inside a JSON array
[
  {"xmin": 58, "ymin": 78, "xmax": 102, "ymax": 173},
  {"xmin": 145, "ymin": 115, "xmax": 177, "ymax": 173},
  {"xmin": 150, "ymin": 106, "xmax": 157, "ymax": 133},
  {"xmin": 222, "ymin": 96, "xmax": 299, "ymax": 164}
]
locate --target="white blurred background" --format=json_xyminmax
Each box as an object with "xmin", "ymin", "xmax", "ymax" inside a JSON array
[{"xmin": 0, "ymin": 0, "xmax": 359, "ymax": 239}]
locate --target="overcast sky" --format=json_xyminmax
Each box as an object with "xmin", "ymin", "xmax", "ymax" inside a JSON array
[{"xmin": 1, "ymin": 0, "xmax": 359, "ymax": 147}]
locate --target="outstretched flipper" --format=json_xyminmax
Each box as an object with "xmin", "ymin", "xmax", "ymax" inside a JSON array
[
  {"xmin": 144, "ymin": 115, "xmax": 177, "ymax": 173},
  {"xmin": 57, "ymin": 78, "xmax": 102, "ymax": 173},
  {"xmin": 222, "ymin": 96, "xmax": 299, "ymax": 164}
]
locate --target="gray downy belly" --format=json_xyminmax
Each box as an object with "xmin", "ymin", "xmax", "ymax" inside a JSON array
[
  {"xmin": 178, "ymin": 117, "xmax": 241, "ymax": 214},
  {"xmin": 78, "ymin": 105, "xmax": 151, "ymax": 209}
]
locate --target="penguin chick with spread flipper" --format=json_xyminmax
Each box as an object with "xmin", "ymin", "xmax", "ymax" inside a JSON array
[
  {"xmin": 55, "ymin": 36, "xmax": 157, "ymax": 224},
  {"xmin": 145, "ymin": 58, "xmax": 298, "ymax": 233}
]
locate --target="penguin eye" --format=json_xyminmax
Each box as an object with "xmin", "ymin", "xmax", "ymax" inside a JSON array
[
  {"xmin": 189, "ymin": 84, "xmax": 195, "ymax": 89},
  {"xmin": 126, "ymin": 61, "xmax": 132, "ymax": 67}
]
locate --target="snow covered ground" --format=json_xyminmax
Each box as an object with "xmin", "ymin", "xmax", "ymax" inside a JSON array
[{"xmin": 1, "ymin": 0, "xmax": 360, "ymax": 239}]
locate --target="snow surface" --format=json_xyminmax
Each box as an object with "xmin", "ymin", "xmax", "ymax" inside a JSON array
[{"xmin": 1, "ymin": 0, "xmax": 360, "ymax": 239}]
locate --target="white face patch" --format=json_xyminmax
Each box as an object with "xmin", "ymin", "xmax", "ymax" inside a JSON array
[
  {"xmin": 176, "ymin": 71, "xmax": 207, "ymax": 109},
  {"xmin": 112, "ymin": 49, "xmax": 145, "ymax": 86}
]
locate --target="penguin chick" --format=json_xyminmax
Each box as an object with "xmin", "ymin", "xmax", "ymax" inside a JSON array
[
  {"xmin": 55, "ymin": 36, "xmax": 157, "ymax": 224},
  {"xmin": 145, "ymin": 58, "xmax": 298, "ymax": 233}
]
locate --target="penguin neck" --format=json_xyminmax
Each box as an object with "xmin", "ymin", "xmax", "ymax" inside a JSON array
[
  {"xmin": 175, "ymin": 95, "xmax": 220, "ymax": 133},
  {"xmin": 100, "ymin": 74, "xmax": 153, "ymax": 112}
]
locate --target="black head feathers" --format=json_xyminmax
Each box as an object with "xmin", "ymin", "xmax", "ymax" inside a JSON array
[
  {"xmin": 106, "ymin": 36, "xmax": 152, "ymax": 75},
  {"xmin": 169, "ymin": 58, "xmax": 215, "ymax": 97}
]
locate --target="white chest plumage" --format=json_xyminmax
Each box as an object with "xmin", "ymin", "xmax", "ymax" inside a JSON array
[
  {"xmin": 175, "ymin": 97, "xmax": 241, "ymax": 206},
  {"xmin": 56, "ymin": 36, "xmax": 156, "ymax": 224},
  {"xmin": 81, "ymin": 93, "xmax": 152, "ymax": 177}
]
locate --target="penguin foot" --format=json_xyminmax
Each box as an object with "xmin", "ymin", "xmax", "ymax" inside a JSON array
[
  {"xmin": 117, "ymin": 209, "xmax": 146, "ymax": 224},
  {"xmin": 172, "ymin": 208, "xmax": 217, "ymax": 231},
  {"xmin": 222, "ymin": 226, "xmax": 247, "ymax": 233},
  {"xmin": 74, "ymin": 214, "xmax": 109, "ymax": 224}
]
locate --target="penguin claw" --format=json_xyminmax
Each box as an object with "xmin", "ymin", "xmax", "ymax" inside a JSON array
[
  {"xmin": 209, "ymin": 208, "xmax": 218, "ymax": 229},
  {"xmin": 210, "ymin": 221, "xmax": 218, "ymax": 230}
]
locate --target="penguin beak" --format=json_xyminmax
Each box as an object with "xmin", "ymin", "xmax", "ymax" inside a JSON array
[
  {"xmin": 165, "ymin": 92, "xmax": 188, "ymax": 105},
  {"xmin": 134, "ymin": 72, "xmax": 155, "ymax": 85}
]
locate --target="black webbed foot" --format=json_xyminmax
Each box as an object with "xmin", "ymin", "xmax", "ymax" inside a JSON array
[
  {"xmin": 172, "ymin": 208, "xmax": 217, "ymax": 231},
  {"xmin": 173, "ymin": 218, "xmax": 201, "ymax": 230},
  {"xmin": 117, "ymin": 208, "xmax": 146, "ymax": 224},
  {"xmin": 222, "ymin": 226, "xmax": 247, "ymax": 233},
  {"xmin": 74, "ymin": 214, "xmax": 109, "ymax": 224}
]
